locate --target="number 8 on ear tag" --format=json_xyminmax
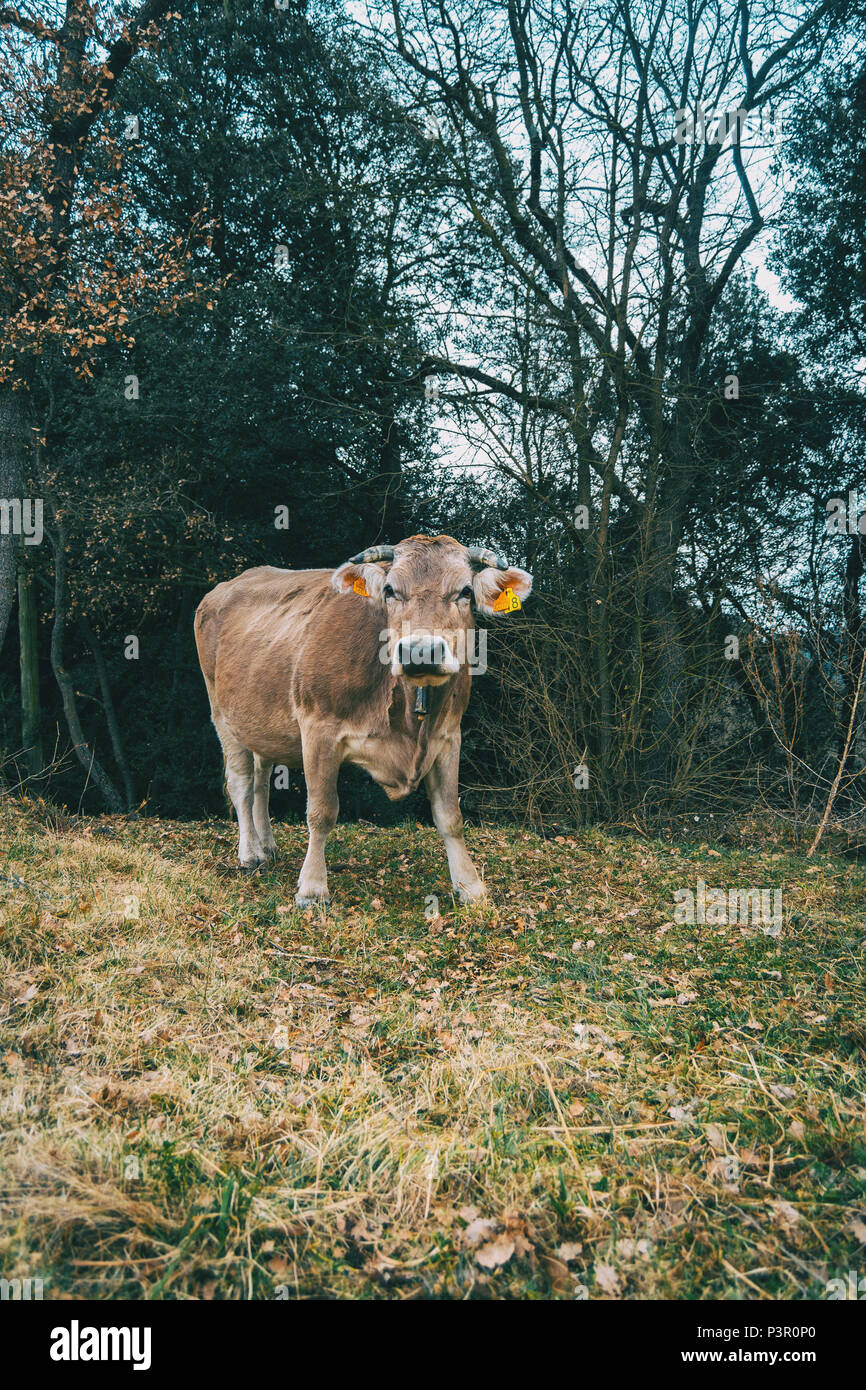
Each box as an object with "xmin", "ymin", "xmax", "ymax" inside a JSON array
[
  {"xmin": 353, "ymin": 576, "xmax": 370, "ymax": 597},
  {"xmin": 492, "ymin": 586, "xmax": 521, "ymax": 613}
]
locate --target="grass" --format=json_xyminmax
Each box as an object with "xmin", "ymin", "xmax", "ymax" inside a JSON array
[{"xmin": 1, "ymin": 796, "xmax": 865, "ymax": 1300}]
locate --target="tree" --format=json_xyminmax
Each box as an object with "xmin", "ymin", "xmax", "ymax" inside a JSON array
[
  {"xmin": 367, "ymin": 0, "xmax": 845, "ymax": 800},
  {"xmin": 0, "ymin": 0, "xmax": 189, "ymax": 661},
  {"xmin": 773, "ymin": 8, "xmax": 866, "ymax": 807}
]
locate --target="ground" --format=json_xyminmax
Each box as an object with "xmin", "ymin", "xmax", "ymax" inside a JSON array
[{"xmin": 1, "ymin": 798, "xmax": 864, "ymax": 1300}]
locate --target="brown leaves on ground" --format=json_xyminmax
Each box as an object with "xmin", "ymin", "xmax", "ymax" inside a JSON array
[
  {"xmin": 0, "ymin": 801, "xmax": 864, "ymax": 1299},
  {"xmin": 460, "ymin": 1210, "xmax": 535, "ymax": 1270}
]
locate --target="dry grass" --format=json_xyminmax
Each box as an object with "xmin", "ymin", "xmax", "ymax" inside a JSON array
[{"xmin": 1, "ymin": 796, "xmax": 865, "ymax": 1300}]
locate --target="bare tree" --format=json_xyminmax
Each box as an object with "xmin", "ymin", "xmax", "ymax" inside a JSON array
[{"xmin": 369, "ymin": 0, "xmax": 844, "ymax": 800}]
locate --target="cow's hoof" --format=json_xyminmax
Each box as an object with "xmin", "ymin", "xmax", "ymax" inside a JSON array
[
  {"xmin": 240, "ymin": 860, "xmax": 265, "ymax": 873},
  {"xmin": 295, "ymin": 893, "xmax": 330, "ymax": 910},
  {"xmin": 456, "ymin": 882, "xmax": 487, "ymax": 905}
]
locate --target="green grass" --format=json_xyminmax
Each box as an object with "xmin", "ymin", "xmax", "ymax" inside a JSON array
[{"xmin": 1, "ymin": 797, "xmax": 865, "ymax": 1299}]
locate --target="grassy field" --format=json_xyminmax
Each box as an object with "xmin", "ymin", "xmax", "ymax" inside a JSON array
[{"xmin": 1, "ymin": 796, "xmax": 865, "ymax": 1300}]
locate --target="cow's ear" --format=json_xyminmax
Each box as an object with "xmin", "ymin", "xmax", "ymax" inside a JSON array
[
  {"xmin": 473, "ymin": 565, "xmax": 533, "ymax": 616},
  {"xmin": 331, "ymin": 561, "xmax": 387, "ymax": 598}
]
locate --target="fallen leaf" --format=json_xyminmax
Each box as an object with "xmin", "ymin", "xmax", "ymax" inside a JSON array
[
  {"xmin": 595, "ymin": 1262, "xmax": 621, "ymax": 1295},
  {"xmin": 462, "ymin": 1217, "xmax": 499, "ymax": 1249},
  {"xmin": 848, "ymin": 1217, "xmax": 866, "ymax": 1245},
  {"xmin": 705, "ymin": 1123, "xmax": 727, "ymax": 1151},
  {"xmin": 542, "ymin": 1255, "xmax": 570, "ymax": 1292},
  {"xmin": 669, "ymin": 1104, "xmax": 695, "ymax": 1123},
  {"xmin": 773, "ymin": 1201, "xmax": 801, "ymax": 1228},
  {"xmin": 555, "ymin": 1242, "xmax": 583, "ymax": 1263},
  {"xmin": 476, "ymin": 1237, "xmax": 515, "ymax": 1270}
]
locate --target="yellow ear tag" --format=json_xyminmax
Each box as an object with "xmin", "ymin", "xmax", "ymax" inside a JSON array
[
  {"xmin": 493, "ymin": 586, "xmax": 521, "ymax": 613},
  {"xmin": 353, "ymin": 576, "xmax": 370, "ymax": 597}
]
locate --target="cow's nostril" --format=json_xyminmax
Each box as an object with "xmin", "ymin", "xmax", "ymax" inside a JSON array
[{"xmin": 397, "ymin": 636, "xmax": 449, "ymax": 668}]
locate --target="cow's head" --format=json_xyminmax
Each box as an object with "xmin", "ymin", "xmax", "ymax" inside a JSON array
[{"xmin": 331, "ymin": 534, "xmax": 533, "ymax": 684}]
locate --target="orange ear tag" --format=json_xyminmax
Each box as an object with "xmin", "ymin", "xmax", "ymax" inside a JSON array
[
  {"xmin": 353, "ymin": 576, "xmax": 370, "ymax": 597},
  {"xmin": 492, "ymin": 586, "xmax": 521, "ymax": 613}
]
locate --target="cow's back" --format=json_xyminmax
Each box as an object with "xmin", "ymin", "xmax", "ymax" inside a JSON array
[
  {"xmin": 194, "ymin": 565, "xmax": 388, "ymax": 758},
  {"xmin": 195, "ymin": 566, "xmax": 326, "ymax": 678}
]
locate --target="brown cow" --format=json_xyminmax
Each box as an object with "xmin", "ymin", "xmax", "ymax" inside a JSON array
[{"xmin": 194, "ymin": 534, "xmax": 532, "ymax": 906}]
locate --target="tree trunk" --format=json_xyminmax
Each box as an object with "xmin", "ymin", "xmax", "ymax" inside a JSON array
[
  {"xmin": 17, "ymin": 543, "xmax": 43, "ymax": 779},
  {"xmin": 0, "ymin": 385, "xmax": 30, "ymax": 659},
  {"xmin": 645, "ymin": 576, "xmax": 687, "ymax": 789},
  {"xmin": 839, "ymin": 529, "xmax": 865, "ymax": 795},
  {"xmin": 145, "ymin": 584, "xmax": 195, "ymax": 808},
  {"xmin": 379, "ymin": 405, "xmax": 404, "ymax": 539},
  {"xmin": 643, "ymin": 493, "xmax": 689, "ymax": 793},
  {"xmin": 643, "ymin": 421, "xmax": 696, "ymax": 792},
  {"xmin": 46, "ymin": 505, "xmax": 125, "ymax": 813},
  {"xmin": 79, "ymin": 613, "xmax": 136, "ymax": 811}
]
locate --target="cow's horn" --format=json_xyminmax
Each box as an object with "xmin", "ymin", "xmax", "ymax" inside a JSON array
[
  {"xmin": 467, "ymin": 545, "xmax": 509, "ymax": 570},
  {"xmin": 348, "ymin": 544, "xmax": 395, "ymax": 564}
]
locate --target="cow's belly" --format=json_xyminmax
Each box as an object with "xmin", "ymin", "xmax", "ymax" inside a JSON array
[
  {"xmin": 251, "ymin": 728, "xmax": 304, "ymax": 764},
  {"xmin": 225, "ymin": 714, "xmax": 304, "ymax": 765},
  {"xmin": 215, "ymin": 697, "xmax": 303, "ymax": 764},
  {"xmin": 213, "ymin": 644, "xmax": 303, "ymax": 763}
]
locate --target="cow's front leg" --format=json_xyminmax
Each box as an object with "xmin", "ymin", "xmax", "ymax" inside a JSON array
[
  {"xmin": 296, "ymin": 732, "xmax": 341, "ymax": 907},
  {"xmin": 425, "ymin": 734, "xmax": 486, "ymax": 903}
]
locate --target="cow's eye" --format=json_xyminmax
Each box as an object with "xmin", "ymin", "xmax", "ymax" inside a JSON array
[
  {"xmin": 383, "ymin": 583, "xmax": 395, "ymax": 599},
  {"xmin": 459, "ymin": 585, "xmax": 474, "ymax": 600}
]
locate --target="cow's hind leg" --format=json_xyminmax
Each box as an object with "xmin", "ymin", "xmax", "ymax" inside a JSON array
[
  {"xmin": 253, "ymin": 755, "xmax": 277, "ymax": 858},
  {"xmin": 425, "ymin": 735, "xmax": 486, "ymax": 903},
  {"xmin": 296, "ymin": 732, "xmax": 340, "ymax": 907},
  {"xmin": 214, "ymin": 718, "xmax": 267, "ymax": 868}
]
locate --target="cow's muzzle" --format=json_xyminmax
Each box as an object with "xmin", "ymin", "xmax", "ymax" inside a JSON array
[{"xmin": 394, "ymin": 634, "xmax": 459, "ymax": 681}]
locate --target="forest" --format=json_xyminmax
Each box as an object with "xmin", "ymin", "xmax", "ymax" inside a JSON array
[{"xmin": 1, "ymin": 0, "xmax": 865, "ymax": 841}]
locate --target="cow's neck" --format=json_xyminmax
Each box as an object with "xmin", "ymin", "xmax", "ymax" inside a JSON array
[{"xmin": 391, "ymin": 675, "xmax": 454, "ymax": 740}]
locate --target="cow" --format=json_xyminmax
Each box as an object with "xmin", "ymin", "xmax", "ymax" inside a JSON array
[{"xmin": 194, "ymin": 534, "xmax": 532, "ymax": 907}]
